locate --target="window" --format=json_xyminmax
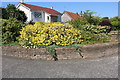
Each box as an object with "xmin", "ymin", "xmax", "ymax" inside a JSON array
[
  {"xmin": 47, "ymin": 16, "xmax": 49, "ymax": 20},
  {"xmin": 34, "ymin": 12, "xmax": 42, "ymax": 18}
]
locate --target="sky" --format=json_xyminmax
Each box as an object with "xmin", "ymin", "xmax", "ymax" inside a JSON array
[{"xmin": 1, "ymin": 2, "xmax": 119, "ymax": 18}]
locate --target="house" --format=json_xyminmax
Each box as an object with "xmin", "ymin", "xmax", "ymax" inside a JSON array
[
  {"xmin": 61, "ymin": 11, "xmax": 82, "ymax": 22},
  {"xmin": 16, "ymin": 0, "xmax": 62, "ymax": 23}
]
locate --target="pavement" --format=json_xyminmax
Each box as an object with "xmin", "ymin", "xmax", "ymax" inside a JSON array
[{"xmin": 2, "ymin": 54, "xmax": 118, "ymax": 78}]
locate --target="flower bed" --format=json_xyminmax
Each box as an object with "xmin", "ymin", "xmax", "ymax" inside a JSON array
[
  {"xmin": 19, "ymin": 22, "xmax": 82, "ymax": 48},
  {"xmin": 2, "ymin": 21, "xmax": 118, "ymax": 60}
]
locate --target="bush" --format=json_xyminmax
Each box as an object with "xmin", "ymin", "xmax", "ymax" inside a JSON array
[
  {"xmin": 68, "ymin": 18, "xmax": 88, "ymax": 28},
  {"xmin": 27, "ymin": 20, "xmax": 35, "ymax": 25},
  {"xmin": 46, "ymin": 45, "xmax": 58, "ymax": 61},
  {"xmin": 111, "ymin": 21, "xmax": 120, "ymax": 30},
  {"xmin": 1, "ymin": 4, "xmax": 27, "ymax": 22},
  {"xmin": 79, "ymin": 24, "xmax": 110, "ymax": 33},
  {"xmin": 19, "ymin": 22, "xmax": 83, "ymax": 48},
  {"xmin": 99, "ymin": 20, "xmax": 112, "ymax": 33},
  {"xmin": 77, "ymin": 24, "xmax": 111, "ymax": 44},
  {"xmin": 2, "ymin": 18, "xmax": 25, "ymax": 44}
]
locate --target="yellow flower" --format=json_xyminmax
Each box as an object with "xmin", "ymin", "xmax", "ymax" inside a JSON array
[{"xmin": 19, "ymin": 22, "xmax": 82, "ymax": 47}]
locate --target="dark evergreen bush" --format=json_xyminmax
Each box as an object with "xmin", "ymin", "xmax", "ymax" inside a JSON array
[
  {"xmin": 2, "ymin": 18, "xmax": 25, "ymax": 44},
  {"xmin": 99, "ymin": 20, "xmax": 112, "ymax": 33}
]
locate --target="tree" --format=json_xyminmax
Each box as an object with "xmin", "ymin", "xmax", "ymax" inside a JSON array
[
  {"xmin": 82, "ymin": 10, "xmax": 101, "ymax": 25},
  {"xmin": 92, "ymin": 16, "xmax": 101, "ymax": 25},
  {"xmin": 110, "ymin": 16, "xmax": 120, "ymax": 22},
  {"xmin": 6, "ymin": 4, "xmax": 16, "ymax": 18},
  {"xmin": 2, "ymin": 4, "xmax": 27, "ymax": 22},
  {"xmin": 83, "ymin": 10, "xmax": 95, "ymax": 24},
  {"xmin": 110, "ymin": 16, "xmax": 120, "ymax": 30},
  {"xmin": 0, "ymin": 7, "xmax": 8, "ymax": 19},
  {"xmin": 16, "ymin": 9, "xmax": 27, "ymax": 22},
  {"xmin": 80, "ymin": 11, "xmax": 83, "ymax": 16}
]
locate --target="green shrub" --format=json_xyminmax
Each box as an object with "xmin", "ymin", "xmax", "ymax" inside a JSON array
[
  {"xmin": 68, "ymin": 18, "xmax": 88, "ymax": 28},
  {"xmin": 78, "ymin": 24, "xmax": 111, "ymax": 44},
  {"xmin": 1, "ymin": 4, "xmax": 27, "ymax": 22},
  {"xmin": 46, "ymin": 43, "xmax": 83, "ymax": 60},
  {"xmin": 46, "ymin": 45, "xmax": 58, "ymax": 61},
  {"xmin": 79, "ymin": 24, "xmax": 110, "ymax": 33},
  {"xmin": 2, "ymin": 18, "xmax": 25, "ymax": 44},
  {"xmin": 111, "ymin": 21, "xmax": 120, "ymax": 30},
  {"xmin": 68, "ymin": 21, "xmax": 111, "ymax": 44}
]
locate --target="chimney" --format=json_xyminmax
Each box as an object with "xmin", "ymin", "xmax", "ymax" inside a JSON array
[
  {"xmin": 51, "ymin": 7, "xmax": 53, "ymax": 9},
  {"xmin": 76, "ymin": 12, "xmax": 79, "ymax": 14},
  {"xmin": 20, "ymin": 0, "xmax": 24, "ymax": 3}
]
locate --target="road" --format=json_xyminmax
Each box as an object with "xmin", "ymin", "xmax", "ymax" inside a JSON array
[{"xmin": 2, "ymin": 54, "xmax": 118, "ymax": 78}]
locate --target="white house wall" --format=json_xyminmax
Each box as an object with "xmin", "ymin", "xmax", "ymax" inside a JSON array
[
  {"xmin": 31, "ymin": 10, "xmax": 45, "ymax": 22},
  {"xmin": 17, "ymin": 3, "xmax": 62, "ymax": 23},
  {"xmin": 45, "ymin": 12, "xmax": 51, "ymax": 22},
  {"xmin": 61, "ymin": 12, "xmax": 72, "ymax": 22},
  {"xmin": 17, "ymin": 4, "xmax": 32, "ymax": 22}
]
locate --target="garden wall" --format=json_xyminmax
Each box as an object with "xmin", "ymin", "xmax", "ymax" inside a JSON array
[
  {"xmin": 81, "ymin": 41, "xmax": 119, "ymax": 59},
  {"xmin": 110, "ymin": 31, "xmax": 120, "ymax": 39},
  {"xmin": 2, "ymin": 41, "xmax": 119, "ymax": 60}
]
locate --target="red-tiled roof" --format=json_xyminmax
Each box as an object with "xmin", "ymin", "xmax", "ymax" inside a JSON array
[
  {"xmin": 20, "ymin": 3, "xmax": 61, "ymax": 16},
  {"xmin": 64, "ymin": 11, "xmax": 82, "ymax": 19}
]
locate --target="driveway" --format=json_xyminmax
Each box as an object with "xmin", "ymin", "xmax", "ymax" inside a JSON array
[{"xmin": 2, "ymin": 54, "xmax": 118, "ymax": 78}]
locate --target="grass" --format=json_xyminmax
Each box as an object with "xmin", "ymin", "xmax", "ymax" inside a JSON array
[
  {"xmin": 0, "ymin": 41, "xmax": 20, "ymax": 46},
  {"xmin": 37, "ymin": 43, "xmax": 84, "ymax": 48},
  {"xmin": 1, "ymin": 39, "xmax": 83, "ymax": 48}
]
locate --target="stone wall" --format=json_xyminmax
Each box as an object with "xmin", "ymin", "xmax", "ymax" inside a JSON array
[
  {"xmin": 81, "ymin": 41, "xmax": 119, "ymax": 59},
  {"xmin": 110, "ymin": 31, "xmax": 120, "ymax": 39},
  {"xmin": 2, "ymin": 41, "xmax": 119, "ymax": 60}
]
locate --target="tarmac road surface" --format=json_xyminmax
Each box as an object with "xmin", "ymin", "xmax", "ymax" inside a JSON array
[{"xmin": 2, "ymin": 54, "xmax": 118, "ymax": 78}]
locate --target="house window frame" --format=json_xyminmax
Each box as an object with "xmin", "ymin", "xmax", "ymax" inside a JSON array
[{"xmin": 34, "ymin": 11, "xmax": 42, "ymax": 18}]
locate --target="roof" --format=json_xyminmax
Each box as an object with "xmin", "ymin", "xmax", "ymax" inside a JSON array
[
  {"xmin": 19, "ymin": 3, "xmax": 62, "ymax": 16},
  {"xmin": 64, "ymin": 11, "xmax": 82, "ymax": 19}
]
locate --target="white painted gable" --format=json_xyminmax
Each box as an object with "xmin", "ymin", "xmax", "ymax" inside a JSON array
[
  {"xmin": 17, "ymin": 3, "xmax": 32, "ymax": 22},
  {"xmin": 62, "ymin": 12, "xmax": 72, "ymax": 22},
  {"xmin": 16, "ymin": 3, "xmax": 62, "ymax": 23}
]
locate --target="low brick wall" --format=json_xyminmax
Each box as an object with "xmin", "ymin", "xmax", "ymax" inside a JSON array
[
  {"xmin": 81, "ymin": 41, "xmax": 119, "ymax": 59},
  {"xmin": 110, "ymin": 31, "xmax": 120, "ymax": 39},
  {"xmin": 2, "ymin": 41, "xmax": 119, "ymax": 60}
]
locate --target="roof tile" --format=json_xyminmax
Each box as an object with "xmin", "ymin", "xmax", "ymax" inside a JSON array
[
  {"xmin": 64, "ymin": 11, "xmax": 82, "ymax": 19},
  {"xmin": 20, "ymin": 3, "xmax": 61, "ymax": 16}
]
